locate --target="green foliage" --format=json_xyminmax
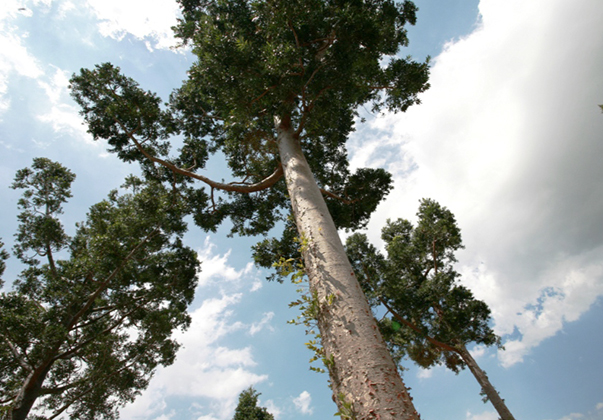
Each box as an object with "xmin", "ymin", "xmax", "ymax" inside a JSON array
[
  {"xmin": 334, "ymin": 393, "xmax": 356, "ymax": 420},
  {"xmin": 346, "ymin": 199, "xmax": 501, "ymax": 373},
  {"xmin": 0, "ymin": 159, "xmax": 199, "ymax": 420},
  {"xmin": 252, "ymin": 216, "xmax": 301, "ymax": 281},
  {"xmin": 232, "ymin": 387, "xmax": 274, "ymax": 420},
  {"xmin": 270, "ymin": 236, "xmax": 327, "ymax": 373},
  {"xmin": 69, "ymin": 0, "xmax": 429, "ymax": 240},
  {"xmin": 0, "ymin": 240, "xmax": 8, "ymax": 287}
]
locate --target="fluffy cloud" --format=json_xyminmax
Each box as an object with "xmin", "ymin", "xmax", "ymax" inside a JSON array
[
  {"xmin": 292, "ymin": 391, "xmax": 313, "ymax": 415},
  {"xmin": 249, "ymin": 312, "xmax": 275, "ymax": 336},
  {"xmin": 355, "ymin": 0, "xmax": 603, "ymax": 368},
  {"xmin": 416, "ymin": 367, "xmax": 434, "ymax": 380},
  {"xmin": 120, "ymin": 240, "xmax": 270, "ymax": 420},
  {"xmin": 85, "ymin": 0, "xmax": 181, "ymax": 50},
  {"xmin": 197, "ymin": 236, "xmax": 257, "ymax": 290},
  {"xmin": 263, "ymin": 400, "xmax": 282, "ymax": 419},
  {"xmin": 543, "ymin": 402, "xmax": 603, "ymax": 420},
  {"xmin": 36, "ymin": 66, "xmax": 95, "ymax": 143}
]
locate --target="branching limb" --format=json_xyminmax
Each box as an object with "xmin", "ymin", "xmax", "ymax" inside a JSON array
[
  {"xmin": 319, "ymin": 188, "xmax": 358, "ymax": 205},
  {"xmin": 65, "ymin": 229, "xmax": 160, "ymax": 331},
  {"xmin": 55, "ymin": 296, "xmax": 152, "ymax": 362},
  {"xmin": 379, "ymin": 298, "xmax": 458, "ymax": 354},
  {"xmin": 358, "ymin": 262, "xmax": 459, "ymax": 355},
  {"xmin": 46, "ymin": 354, "xmax": 144, "ymax": 420},
  {"xmin": 2, "ymin": 336, "xmax": 33, "ymax": 372},
  {"xmin": 116, "ymin": 118, "xmax": 284, "ymax": 193}
]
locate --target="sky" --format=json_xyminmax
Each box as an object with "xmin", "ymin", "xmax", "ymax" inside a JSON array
[{"xmin": 1, "ymin": 0, "xmax": 602, "ymax": 420}]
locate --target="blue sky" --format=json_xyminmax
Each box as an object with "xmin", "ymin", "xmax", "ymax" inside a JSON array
[{"xmin": 1, "ymin": 1, "xmax": 603, "ymax": 419}]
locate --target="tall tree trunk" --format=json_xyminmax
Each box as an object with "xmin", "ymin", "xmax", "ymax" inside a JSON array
[
  {"xmin": 457, "ymin": 345, "xmax": 516, "ymax": 420},
  {"xmin": 276, "ymin": 116, "xmax": 419, "ymax": 420}
]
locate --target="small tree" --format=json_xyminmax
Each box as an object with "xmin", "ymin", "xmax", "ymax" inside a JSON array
[
  {"xmin": 232, "ymin": 387, "xmax": 274, "ymax": 420},
  {"xmin": 0, "ymin": 158, "xmax": 199, "ymax": 420},
  {"xmin": 346, "ymin": 199, "xmax": 516, "ymax": 420}
]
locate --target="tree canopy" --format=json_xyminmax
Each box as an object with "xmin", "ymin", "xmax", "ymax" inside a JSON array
[
  {"xmin": 69, "ymin": 0, "xmax": 429, "ymax": 238},
  {"xmin": 232, "ymin": 387, "xmax": 274, "ymax": 420},
  {"xmin": 0, "ymin": 158, "xmax": 199, "ymax": 420}
]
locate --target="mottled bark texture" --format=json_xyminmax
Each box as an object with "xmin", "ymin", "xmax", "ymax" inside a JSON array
[{"xmin": 277, "ymin": 117, "xmax": 419, "ymax": 420}]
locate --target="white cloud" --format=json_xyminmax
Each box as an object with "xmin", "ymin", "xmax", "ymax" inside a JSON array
[
  {"xmin": 120, "ymin": 238, "xmax": 273, "ymax": 420},
  {"xmin": 197, "ymin": 237, "xmax": 256, "ymax": 290},
  {"xmin": 36, "ymin": 66, "xmax": 94, "ymax": 143},
  {"xmin": 466, "ymin": 410, "xmax": 498, "ymax": 420},
  {"xmin": 120, "ymin": 294, "xmax": 268, "ymax": 420},
  {"xmin": 249, "ymin": 312, "xmax": 275, "ymax": 336},
  {"xmin": 0, "ymin": 4, "xmax": 43, "ymax": 115},
  {"xmin": 152, "ymin": 415, "xmax": 174, "ymax": 420},
  {"xmin": 357, "ymin": 0, "xmax": 603, "ymax": 368},
  {"xmin": 555, "ymin": 414, "xmax": 584, "ymax": 420},
  {"xmin": 544, "ymin": 403, "xmax": 603, "ymax": 420},
  {"xmin": 292, "ymin": 391, "xmax": 313, "ymax": 415},
  {"xmin": 85, "ymin": 0, "xmax": 181, "ymax": 50},
  {"xmin": 250, "ymin": 278, "xmax": 263, "ymax": 292},
  {"xmin": 469, "ymin": 345, "xmax": 487, "ymax": 359},
  {"xmin": 416, "ymin": 368, "xmax": 433, "ymax": 379},
  {"xmin": 263, "ymin": 400, "xmax": 282, "ymax": 420}
]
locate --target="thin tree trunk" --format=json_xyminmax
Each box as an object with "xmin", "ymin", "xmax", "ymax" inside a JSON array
[
  {"xmin": 457, "ymin": 345, "xmax": 516, "ymax": 420},
  {"xmin": 276, "ymin": 116, "xmax": 419, "ymax": 420}
]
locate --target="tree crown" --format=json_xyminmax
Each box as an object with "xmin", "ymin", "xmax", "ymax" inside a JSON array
[
  {"xmin": 69, "ymin": 0, "xmax": 429, "ymax": 238},
  {"xmin": 346, "ymin": 199, "xmax": 500, "ymax": 372},
  {"xmin": 232, "ymin": 387, "xmax": 274, "ymax": 420},
  {"xmin": 1, "ymin": 159, "xmax": 199, "ymax": 419}
]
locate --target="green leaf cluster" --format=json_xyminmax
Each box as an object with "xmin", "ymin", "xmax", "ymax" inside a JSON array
[
  {"xmin": 346, "ymin": 199, "xmax": 501, "ymax": 373},
  {"xmin": 0, "ymin": 158, "xmax": 199, "ymax": 420},
  {"xmin": 232, "ymin": 387, "xmax": 274, "ymax": 420},
  {"xmin": 69, "ymin": 0, "xmax": 429, "ymax": 241}
]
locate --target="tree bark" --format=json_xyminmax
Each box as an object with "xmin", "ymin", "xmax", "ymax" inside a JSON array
[
  {"xmin": 9, "ymin": 361, "xmax": 54, "ymax": 420},
  {"xmin": 276, "ymin": 116, "xmax": 419, "ymax": 420},
  {"xmin": 457, "ymin": 345, "xmax": 516, "ymax": 420}
]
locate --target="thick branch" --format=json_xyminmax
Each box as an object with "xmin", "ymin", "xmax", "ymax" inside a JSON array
[
  {"xmin": 40, "ymin": 382, "xmax": 78, "ymax": 396},
  {"xmin": 46, "ymin": 354, "xmax": 143, "ymax": 420},
  {"xmin": 379, "ymin": 297, "xmax": 459, "ymax": 354},
  {"xmin": 319, "ymin": 187, "xmax": 358, "ymax": 205},
  {"xmin": 65, "ymin": 229, "xmax": 159, "ymax": 331},
  {"xmin": 2, "ymin": 337, "xmax": 32, "ymax": 373},
  {"xmin": 55, "ymin": 296, "xmax": 151, "ymax": 362},
  {"xmin": 119, "ymin": 120, "xmax": 284, "ymax": 193}
]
